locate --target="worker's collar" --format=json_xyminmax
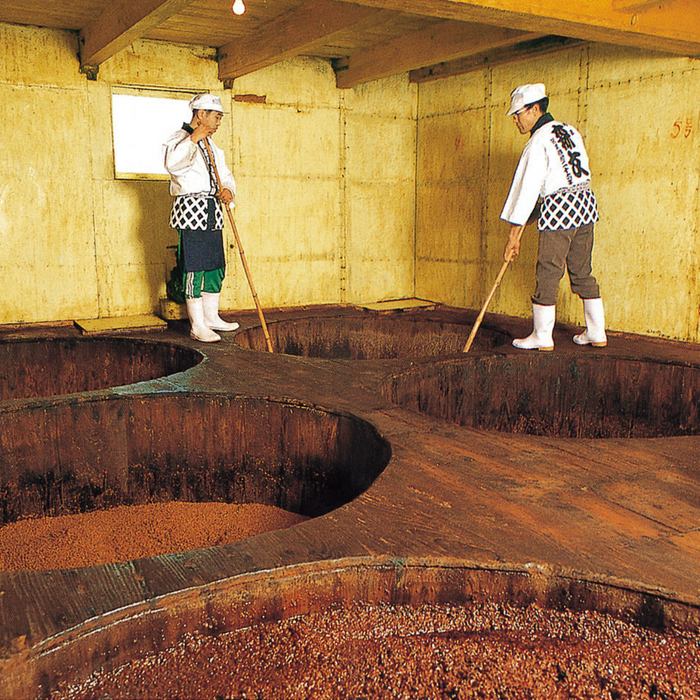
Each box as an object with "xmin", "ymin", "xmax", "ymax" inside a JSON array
[
  {"xmin": 182, "ymin": 122, "xmax": 194, "ymax": 135},
  {"xmin": 530, "ymin": 112, "xmax": 554, "ymax": 135}
]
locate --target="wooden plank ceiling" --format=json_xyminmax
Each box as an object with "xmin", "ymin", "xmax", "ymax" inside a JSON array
[{"xmin": 1, "ymin": 0, "xmax": 698, "ymax": 87}]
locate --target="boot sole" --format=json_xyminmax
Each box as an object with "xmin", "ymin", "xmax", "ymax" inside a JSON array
[
  {"xmin": 190, "ymin": 332, "xmax": 221, "ymax": 343},
  {"xmin": 573, "ymin": 337, "xmax": 607, "ymax": 347},
  {"xmin": 512, "ymin": 343, "xmax": 554, "ymax": 351},
  {"xmin": 209, "ymin": 324, "xmax": 240, "ymax": 332}
]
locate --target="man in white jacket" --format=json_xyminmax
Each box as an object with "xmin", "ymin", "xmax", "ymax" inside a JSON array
[
  {"xmin": 501, "ymin": 83, "xmax": 606, "ymax": 351},
  {"xmin": 164, "ymin": 93, "xmax": 239, "ymax": 342}
]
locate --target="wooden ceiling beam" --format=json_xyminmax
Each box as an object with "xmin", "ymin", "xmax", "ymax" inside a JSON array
[
  {"xmin": 332, "ymin": 0, "xmax": 700, "ymax": 56},
  {"xmin": 218, "ymin": 0, "xmax": 385, "ymax": 82},
  {"xmin": 335, "ymin": 21, "xmax": 541, "ymax": 88},
  {"xmin": 79, "ymin": 0, "xmax": 198, "ymax": 69},
  {"xmin": 612, "ymin": 0, "xmax": 678, "ymax": 12},
  {"xmin": 409, "ymin": 35, "xmax": 586, "ymax": 83}
]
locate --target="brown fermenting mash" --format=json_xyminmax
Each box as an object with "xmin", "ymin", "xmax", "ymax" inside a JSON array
[
  {"xmin": 4, "ymin": 499, "xmax": 700, "ymax": 698},
  {"xmin": 0, "ymin": 502, "xmax": 308, "ymax": 571},
  {"xmin": 54, "ymin": 601, "xmax": 700, "ymax": 699}
]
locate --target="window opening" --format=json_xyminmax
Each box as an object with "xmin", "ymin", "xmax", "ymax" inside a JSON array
[{"xmin": 112, "ymin": 89, "xmax": 195, "ymax": 180}]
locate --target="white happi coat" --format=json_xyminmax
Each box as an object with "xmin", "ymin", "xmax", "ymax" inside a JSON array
[
  {"xmin": 163, "ymin": 126, "xmax": 236, "ymax": 230},
  {"xmin": 501, "ymin": 119, "xmax": 598, "ymax": 231}
]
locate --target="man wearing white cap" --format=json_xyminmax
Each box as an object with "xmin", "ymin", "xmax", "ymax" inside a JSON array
[
  {"xmin": 163, "ymin": 93, "xmax": 240, "ymax": 342},
  {"xmin": 501, "ymin": 83, "xmax": 606, "ymax": 351}
]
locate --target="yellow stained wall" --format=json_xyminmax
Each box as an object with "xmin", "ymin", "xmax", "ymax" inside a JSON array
[
  {"xmin": 416, "ymin": 45, "xmax": 700, "ymax": 341},
  {"xmin": 3, "ymin": 20, "xmax": 700, "ymax": 342},
  {"xmin": 0, "ymin": 23, "xmax": 416, "ymax": 324},
  {"xmin": 229, "ymin": 61, "xmax": 416, "ymax": 306},
  {"xmin": 0, "ymin": 24, "xmax": 98, "ymax": 322}
]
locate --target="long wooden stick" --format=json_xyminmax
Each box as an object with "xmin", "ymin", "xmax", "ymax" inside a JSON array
[
  {"xmin": 463, "ymin": 228, "xmax": 523, "ymax": 354},
  {"xmin": 203, "ymin": 139, "xmax": 274, "ymax": 353}
]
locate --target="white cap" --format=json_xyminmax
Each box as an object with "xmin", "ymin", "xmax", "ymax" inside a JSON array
[
  {"xmin": 189, "ymin": 93, "xmax": 226, "ymax": 113},
  {"xmin": 506, "ymin": 83, "xmax": 546, "ymax": 116}
]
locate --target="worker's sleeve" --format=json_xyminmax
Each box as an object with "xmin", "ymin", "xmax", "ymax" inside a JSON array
[
  {"xmin": 212, "ymin": 142, "xmax": 237, "ymax": 206},
  {"xmin": 500, "ymin": 140, "xmax": 548, "ymax": 226},
  {"xmin": 163, "ymin": 134, "xmax": 198, "ymax": 177}
]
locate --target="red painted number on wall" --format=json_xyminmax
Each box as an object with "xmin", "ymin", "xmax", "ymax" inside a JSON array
[{"xmin": 671, "ymin": 118, "xmax": 693, "ymax": 138}]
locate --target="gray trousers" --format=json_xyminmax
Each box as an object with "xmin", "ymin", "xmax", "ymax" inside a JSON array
[{"xmin": 532, "ymin": 222, "xmax": 600, "ymax": 306}]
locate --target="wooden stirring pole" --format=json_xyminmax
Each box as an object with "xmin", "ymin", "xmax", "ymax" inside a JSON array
[
  {"xmin": 203, "ymin": 139, "xmax": 274, "ymax": 353},
  {"xmin": 463, "ymin": 226, "xmax": 524, "ymax": 354}
]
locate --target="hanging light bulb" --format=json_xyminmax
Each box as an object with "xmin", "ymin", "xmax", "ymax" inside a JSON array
[{"xmin": 232, "ymin": 0, "xmax": 245, "ymax": 15}]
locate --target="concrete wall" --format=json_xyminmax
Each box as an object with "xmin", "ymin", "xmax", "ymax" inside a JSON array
[
  {"xmin": 416, "ymin": 45, "xmax": 700, "ymax": 341},
  {"xmin": 0, "ymin": 23, "xmax": 416, "ymax": 324},
  {"xmin": 229, "ymin": 61, "xmax": 416, "ymax": 307}
]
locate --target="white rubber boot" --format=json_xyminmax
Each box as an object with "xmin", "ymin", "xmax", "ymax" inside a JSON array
[
  {"xmin": 202, "ymin": 292, "xmax": 240, "ymax": 332},
  {"xmin": 512, "ymin": 304, "xmax": 555, "ymax": 352},
  {"xmin": 573, "ymin": 297, "xmax": 607, "ymax": 347},
  {"xmin": 186, "ymin": 297, "xmax": 221, "ymax": 342}
]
